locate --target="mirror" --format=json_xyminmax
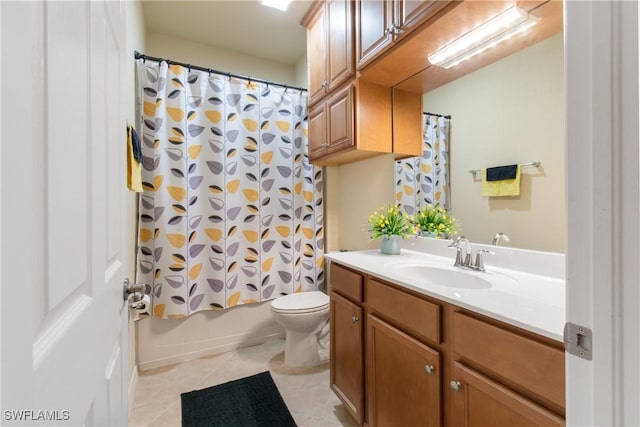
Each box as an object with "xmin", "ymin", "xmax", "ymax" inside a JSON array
[{"xmin": 393, "ymin": 24, "xmax": 564, "ymax": 253}]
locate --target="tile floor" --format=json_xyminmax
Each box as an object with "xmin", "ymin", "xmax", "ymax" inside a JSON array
[{"xmin": 129, "ymin": 338, "xmax": 358, "ymax": 427}]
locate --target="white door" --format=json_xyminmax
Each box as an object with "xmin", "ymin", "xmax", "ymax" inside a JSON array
[
  {"xmin": 1, "ymin": 1, "xmax": 130, "ymax": 425},
  {"xmin": 565, "ymin": 1, "xmax": 639, "ymax": 426}
]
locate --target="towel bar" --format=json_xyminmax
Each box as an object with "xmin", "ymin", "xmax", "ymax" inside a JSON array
[{"xmin": 469, "ymin": 161, "xmax": 541, "ymax": 178}]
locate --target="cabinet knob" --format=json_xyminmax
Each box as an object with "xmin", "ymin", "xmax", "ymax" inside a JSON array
[
  {"xmin": 424, "ymin": 365, "xmax": 435, "ymax": 375},
  {"xmin": 450, "ymin": 380, "xmax": 463, "ymax": 392},
  {"xmin": 352, "ymin": 316, "xmax": 359, "ymax": 323},
  {"xmin": 391, "ymin": 24, "xmax": 403, "ymax": 36},
  {"xmin": 321, "ymin": 80, "xmax": 329, "ymax": 90}
]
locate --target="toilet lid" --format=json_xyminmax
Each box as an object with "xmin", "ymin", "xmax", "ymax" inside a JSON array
[{"xmin": 271, "ymin": 291, "xmax": 329, "ymax": 312}]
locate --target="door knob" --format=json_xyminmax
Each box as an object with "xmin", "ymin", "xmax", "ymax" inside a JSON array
[{"xmin": 122, "ymin": 278, "xmax": 148, "ymax": 301}]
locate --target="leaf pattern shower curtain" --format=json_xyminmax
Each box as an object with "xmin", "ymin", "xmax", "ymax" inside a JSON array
[
  {"xmin": 136, "ymin": 60, "xmax": 324, "ymax": 319},
  {"xmin": 395, "ymin": 114, "xmax": 450, "ymax": 214}
]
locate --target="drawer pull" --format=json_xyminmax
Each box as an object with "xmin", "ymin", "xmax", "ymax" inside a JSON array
[
  {"xmin": 450, "ymin": 380, "xmax": 463, "ymax": 392},
  {"xmin": 424, "ymin": 365, "xmax": 435, "ymax": 375},
  {"xmin": 352, "ymin": 316, "xmax": 359, "ymax": 323}
]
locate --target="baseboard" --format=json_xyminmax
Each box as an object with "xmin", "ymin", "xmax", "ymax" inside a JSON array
[
  {"xmin": 128, "ymin": 365, "xmax": 139, "ymax": 412},
  {"xmin": 138, "ymin": 329, "xmax": 285, "ymax": 371}
]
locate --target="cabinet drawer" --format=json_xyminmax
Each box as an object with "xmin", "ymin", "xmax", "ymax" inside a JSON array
[
  {"xmin": 452, "ymin": 312, "xmax": 565, "ymax": 412},
  {"xmin": 366, "ymin": 278, "xmax": 441, "ymax": 344},
  {"xmin": 330, "ymin": 263, "xmax": 364, "ymax": 303}
]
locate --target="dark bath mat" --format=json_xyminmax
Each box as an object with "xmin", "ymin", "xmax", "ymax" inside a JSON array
[{"xmin": 181, "ymin": 371, "xmax": 297, "ymax": 427}]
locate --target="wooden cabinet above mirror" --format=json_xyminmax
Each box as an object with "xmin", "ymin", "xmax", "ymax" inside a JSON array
[
  {"xmin": 355, "ymin": 0, "xmax": 452, "ymax": 69},
  {"xmin": 360, "ymin": 0, "xmax": 563, "ymax": 93}
]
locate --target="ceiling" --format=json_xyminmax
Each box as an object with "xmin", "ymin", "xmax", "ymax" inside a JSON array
[{"xmin": 141, "ymin": 0, "xmax": 311, "ymax": 66}]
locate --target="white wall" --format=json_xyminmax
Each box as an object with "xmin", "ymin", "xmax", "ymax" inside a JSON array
[
  {"xmin": 135, "ymin": 30, "xmax": 305, "ymax": 370},
  {"xmin": 423, "ymin": 34, "xmax": 565, "ymax": 253}
]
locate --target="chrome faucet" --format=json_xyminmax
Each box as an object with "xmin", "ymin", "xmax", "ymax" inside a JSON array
[
  {"xmin": 448, "ymin": 236, "xmax": 492, "ymax": 272},
  {"xmin": 448, "ymin": 236, "xmax": 472, "ymax": 268},
  {"xmin": 492, "ymin": 232, "xmax": 510, "ymax": 246}
]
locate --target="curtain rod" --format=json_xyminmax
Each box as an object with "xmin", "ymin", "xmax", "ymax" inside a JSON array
[
  {"xmin": 134, "ymin": 51, "xmax": 308, "ymax": 93},
  {"xmin": 424, "ymin": 111, "xmax": 452, "ymax": 119}
]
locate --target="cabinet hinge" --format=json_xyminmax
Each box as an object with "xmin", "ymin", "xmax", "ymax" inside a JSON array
[{"xmin": 563, "ymin": 322, "xmax": 593, "ymax": 360}]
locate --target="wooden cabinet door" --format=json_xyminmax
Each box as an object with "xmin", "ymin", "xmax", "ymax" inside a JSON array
[
  {"xmin": 355, "ymin": 0, "xmax": 393, "ymax": 69},
  {"xmin": 367, "ymin": 315, "xmax": 441, "ymax": 427},
  {"xmin": 327, "ymin": 0, "xmax": 354, "ymax": 92},
  {"xmin": 307, "ymin": 2, "xmax": 327, "ymax": 106},
  {"xmin": 450, "ymin": 362, "xmax": 565, "ymax": 427},
  {"xmin": 331, "ymin": 291, "xmax": 365, "ymax": 425},
  {"xmin": 395, "ymin": 1, "xmax": 449, "ymax": 35},
  {"xmin": 308, "ymin": 102, "xmax": 328, "ymax": 161},
  {"xmin": 327, "ymin": 84, "xmax": 355, "ymax": 154}
]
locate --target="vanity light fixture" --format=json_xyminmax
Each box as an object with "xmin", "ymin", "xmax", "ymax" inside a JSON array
[
  {"xmin": 428, "ymin": 5, "xmax": 540, "ymax": 69},
  {"xmin": 261, "ymin": 0, "xmax": 291, "ymax": 12}
]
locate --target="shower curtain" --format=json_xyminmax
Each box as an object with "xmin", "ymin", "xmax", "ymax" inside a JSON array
[
  {"xmin": 135, "ymin": 60, "xmax": 324, "ymax": 319},
  {"xmin": 395, "ymin": 113, "xmax": 450, "ymax": 214}
]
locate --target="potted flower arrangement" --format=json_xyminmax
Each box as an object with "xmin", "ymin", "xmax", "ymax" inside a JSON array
[
  {"xmin": 368, "ymin": 204, "xmax": 416, "ymax": 255},
  {"xmin": 414, "ymin": 204, "xmax": 459, "ymax": 238}
]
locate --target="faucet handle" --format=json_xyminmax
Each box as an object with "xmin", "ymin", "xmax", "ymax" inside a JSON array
[
  {"xmin": 448, "ymin": 235, "xmax": 466, "ymax": 248},
  {"xmin": 473, "ymin": 249, "xmax": 494, "ymax": 271}
]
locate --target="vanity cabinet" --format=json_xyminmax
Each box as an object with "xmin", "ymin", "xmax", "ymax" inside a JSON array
[
  {"xmin": 328, "ymin": 261, "xmax": 566, "ymax": 427},
  {"xmin": 329, "ymin": 263, "xmax": 365, "ymax": 425},
  {"xmin": 355, "ymin": 0, "xmax": 450, "ymax": 69},
  {"xmin": 305, "ymin": 0, "xmax": 355, "ymax": 107}
]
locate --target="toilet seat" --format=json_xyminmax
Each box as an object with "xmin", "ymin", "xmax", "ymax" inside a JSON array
[{"xmin": 271, "ymin": 291, "xmax": 329, "ymax": 314}]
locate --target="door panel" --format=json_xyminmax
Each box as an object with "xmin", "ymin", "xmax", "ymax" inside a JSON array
[
  {"xmin": 450, "ymin": 362, "xmax": 564, "ymax": 427},
  {"xmin": 1, "ymin": 1, "xmax": 129, "ymax": 425},
  {"xmin": 330, "ymin": 291, "xmax": 364, "ymax": 425},
  {"xmin": 356, "ymin": 0, "xmax": 393, "ymax": 68},
  {"xmin": 367, "ymin": 314, "xmax": 441, "ymax": 427}
]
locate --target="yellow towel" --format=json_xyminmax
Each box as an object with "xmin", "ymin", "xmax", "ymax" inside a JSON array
[
  {"xmin": 127, "ymin": 125, "xmax": 143, "ymax": 192},
  {"xmin": 481, "ymin": 165, "xmax": 521, "ymax": 197}
]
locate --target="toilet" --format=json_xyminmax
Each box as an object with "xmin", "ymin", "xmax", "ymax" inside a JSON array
[{"xmin": 271, "ymin": 291, "xmax": 330, "ymax": 368}]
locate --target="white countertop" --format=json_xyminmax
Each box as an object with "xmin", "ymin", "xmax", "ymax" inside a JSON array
[{"xmin": 325, "ymin": 249, "xmax": 566, "ymax": 342}]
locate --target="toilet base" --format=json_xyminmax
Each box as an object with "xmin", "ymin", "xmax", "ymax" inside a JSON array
[{"xmin": 283, "ymin": 320, "xmax": 330, "ymax": 368}]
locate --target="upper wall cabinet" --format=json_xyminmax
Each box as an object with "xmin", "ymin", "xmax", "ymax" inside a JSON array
[
  {"xmin": 304, "ymin": 0, "xmax": 355, "ymax": 107},
  {"xmin": 355, "ymin": 0, "xmax": 451, "ymax": 69}
]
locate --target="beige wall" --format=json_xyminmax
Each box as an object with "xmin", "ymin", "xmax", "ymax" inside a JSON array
[
  {"xmin": 134, "ymin": 30, "xmax": 304, "ymax": 370},
  {"xmin": 423, "ymin": 34, "xmax": 565, "ymax": 253},
  {"xmin": 294, "ymin": 55, "xmax": 308, "ymax": 89},
  {"xmin": 145, "ymin": 31, "xmax": 299, "ymax": 87},
  {"xmin": 325, "ymin": 155, "xmax": 396, "ymax": 252}
]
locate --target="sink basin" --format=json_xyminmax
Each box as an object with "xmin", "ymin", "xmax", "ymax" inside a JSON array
[{"xmin": 390, "ymin": 263, "xmax": 493, "ymax": 289}]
